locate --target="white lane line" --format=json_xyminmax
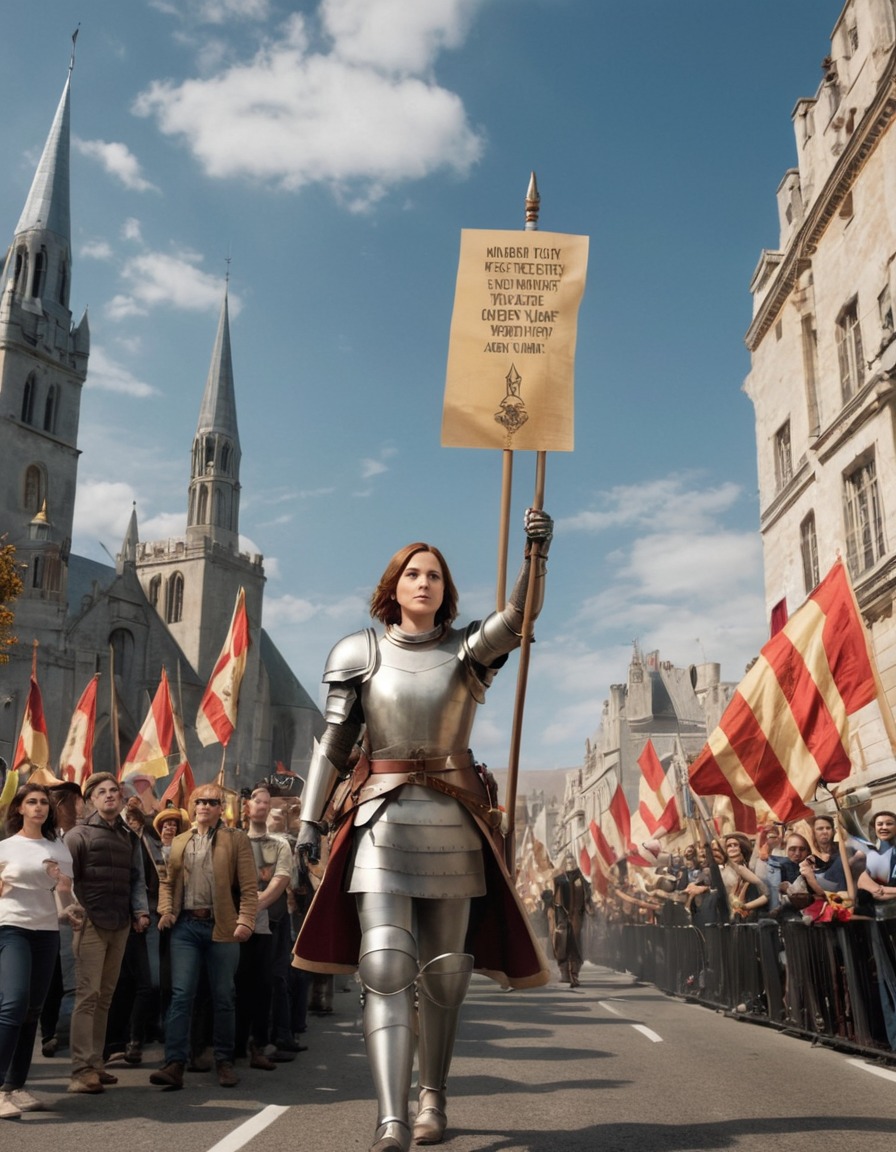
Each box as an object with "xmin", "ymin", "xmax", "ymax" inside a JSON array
[
  {"xmin": 204, "ymin": 1104, "xmax": 289, "ymax": 1152},
  {"xmin": 597, "ymin": 999, "xmax": 663, "ymax": 1042},
  {"xmin": 847, "ymin": 1058, "xmax": 896, "ymax": 1083}
]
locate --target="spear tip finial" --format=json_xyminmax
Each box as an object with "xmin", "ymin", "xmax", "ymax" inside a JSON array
[{"xmin": 525, "ymin": 171, "xmax": 540, "ymax": 231}]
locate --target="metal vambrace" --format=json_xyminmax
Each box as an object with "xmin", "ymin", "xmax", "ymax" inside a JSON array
[{"xmin": 473, "ymin": 552, "xmax": 548, "ymax": 663}]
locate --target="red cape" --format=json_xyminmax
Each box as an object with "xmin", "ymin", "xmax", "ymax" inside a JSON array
[{"xmin": 293, "ymin": 809, "xmax": 549, "ymax": 989}]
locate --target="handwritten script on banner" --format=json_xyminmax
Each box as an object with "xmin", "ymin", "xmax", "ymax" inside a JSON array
[{"xmin": 442, "ymin": 228, "xmax": 589, "ymax": 452}]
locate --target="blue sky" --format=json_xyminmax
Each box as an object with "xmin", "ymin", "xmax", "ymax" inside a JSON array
[{"xmin": 1, "ymin": 0, "xmax": 844, "ymax": 771}]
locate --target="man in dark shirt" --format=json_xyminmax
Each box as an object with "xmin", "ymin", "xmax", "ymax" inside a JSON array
[{"xmin": 65, "ymin": 774, "xmax": 150, "ymax": 1094}]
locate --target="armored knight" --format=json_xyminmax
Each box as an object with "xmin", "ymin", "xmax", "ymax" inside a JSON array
[{"xmin": 294, "ymin": 510, "xmax": 552, "ymax": 1152}]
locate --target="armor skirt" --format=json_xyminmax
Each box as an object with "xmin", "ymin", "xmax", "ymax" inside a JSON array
[{"xmin": 347, "ymin": 784, "xmax": 486, "ymax": 899}]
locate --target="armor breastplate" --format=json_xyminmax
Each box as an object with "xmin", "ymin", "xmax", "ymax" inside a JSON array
[{"xmin": 361, "ymin": 628, "xmax": 479, "ymax": 758}]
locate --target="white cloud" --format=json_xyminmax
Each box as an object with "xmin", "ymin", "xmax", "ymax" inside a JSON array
[
  {"xmin": 263, "ymin": 593, "xmax": 318, "ymax": 626},
  {"xmin": 74, "ymin": 138, "xmax": 159, "ymax": 192},
  {"xmin": 106, "ymin": 250, "xmax": 237, "ymax": 319},
  {"xmin": 80, "ymin": 239, "xmax": 114, "ymax": 261},
  {"xmin": 322, "ymin": 0, "xmax": 480, "ymax": 74},
  {"xmin": 133, "ymin": 5, "xmax": 485, "ymax": 207},
  {"xmin": 360, "ymin": 458, "xmax": 387, "ymax": 479},
  {"xmin": 150, "ymin": 0, "xmax": 271, "ymax": 24},
  {"xmin": 85, "ymin": 345, "xmax": 159, "ymax": 397},
  {"xmin": 73, "ymin": 480, "xmax": 138, "ymax": 545},
  {"xmin": 141, "ymin": 510, "xmax": 186, "ymax": 540},
  {"xmin": 558, "ymin": 474, "xmax": 743, "ymax": 535},
  {"xmin": 122, "ymin": 218, "xmax": 143, "ymax": 243}
]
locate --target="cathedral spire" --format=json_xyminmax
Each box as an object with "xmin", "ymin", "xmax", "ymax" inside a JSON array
[
  {"xmin": 187, "ymin": 286, "xmax": 242, "ymax": 549},
  {"xmin": 117, "ymin": 503, "xmax": 139, "ymax": 572},
  {"xmin": 196, "ymin": 288, "xmax": 240, "ymax": 443},
  {"xmin": 14, "ymin": 71, "xmax": 71, "ymax": 248}
]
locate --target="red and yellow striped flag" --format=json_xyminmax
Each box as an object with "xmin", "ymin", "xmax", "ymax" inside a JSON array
[{"xmin": 689, "ymin": 560, "xmax": 877, "ymax": 825}]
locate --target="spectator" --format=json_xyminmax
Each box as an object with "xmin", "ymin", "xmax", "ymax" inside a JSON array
[
  {"xmin": 777, "ymin": 833, "xmax": 815, "ymax": 919},
  {"xmin": 0, "ymin": 783, "xmax": 78, "ymax": 1118},
  {"xmin": 105, "ymin": 799, "xmax": 160, "ymax": 1064},
  {"xmin": 150, "ymin": 784, "xmax": 257, "ymax": 1091},
  {"xmin": 150, "ymin": 808, "xmax": 190, "ymax": 1033},
  {"xmin": 721, "ymin": 834, "xmax": 768, "ymax": 922},
  {"xmin": 38, "ymin": 781, "xmax": 83, "ymax": 1059},
  {"xmin": 65, "ymin": 773, "xmax": 150, "ymax": 1095},
  {"xmin": 234, "ymin": 784, "xmax": 295, "ymax": 1068},
  {"xmin": 857, "ymin": 810, "xmax": 896, "ymax": 918}
]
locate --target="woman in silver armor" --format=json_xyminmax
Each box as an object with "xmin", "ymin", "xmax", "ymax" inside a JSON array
[{"xmin": 294, "ymin": 509, "xmax": 552, "ymax": 1152}]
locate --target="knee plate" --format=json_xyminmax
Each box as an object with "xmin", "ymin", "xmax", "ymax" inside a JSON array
[
  {"xmin": 417, "ymin": 952, "xmax": 474, "ymax": 1008},
  {"xmin": 359, "ymin": 925, "xmax": 418, "ymax": 996}
]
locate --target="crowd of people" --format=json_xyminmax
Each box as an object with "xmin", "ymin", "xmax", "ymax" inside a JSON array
[{"xmin": 0, "ymin": 772, "xmax": 318, "ymax": 1119}]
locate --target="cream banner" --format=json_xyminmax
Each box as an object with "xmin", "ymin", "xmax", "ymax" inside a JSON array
[{"xmin": 442, "ymin": 228, "xmax": 589, "ymax": 451}]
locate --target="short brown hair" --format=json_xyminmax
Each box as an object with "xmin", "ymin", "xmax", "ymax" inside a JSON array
[{"xmin": 369, "ymin": 543, "xmax": 458, "ymax": 627}]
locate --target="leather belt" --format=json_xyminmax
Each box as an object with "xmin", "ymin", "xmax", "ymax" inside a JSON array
[
  {"xmin": 182, "ymin": 907, "xmax": 213, "ymax": 920},
  {"xmin": 369, "ymin": 757, "xmax": 454, "ymax": 774}
]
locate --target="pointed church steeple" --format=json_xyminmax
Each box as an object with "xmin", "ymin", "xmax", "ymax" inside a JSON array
[
  {"xmin": 2, "ymin": 62, "xmax": 73, "ymax": 320},
  {"xmin": 187, "ymin": 288, "xmax": 242, "ymax": 550},
  {"xmin": 14, "ymin": 74, "xmax": 71, "ymax": 245},
  {"xmin": 117, "ymin": 503, "xmax": 139, "ymax": 573},
  {"xmin": 0, "ymin": 44, "xmax": 86, "ymax": 613}
]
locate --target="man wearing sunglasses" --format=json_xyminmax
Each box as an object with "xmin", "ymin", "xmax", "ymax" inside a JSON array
[{"xmin": 151, "ymin": 785, "xmax": 257, "ymax": 1090}]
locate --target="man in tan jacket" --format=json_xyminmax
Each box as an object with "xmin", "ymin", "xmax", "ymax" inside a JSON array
[{"xmin": 150, "ymin": 784, "xmax": 257, "ymax": 1090}]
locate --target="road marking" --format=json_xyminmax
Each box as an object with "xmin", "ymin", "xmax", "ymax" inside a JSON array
[
  {"xmin": 597, "ymin": 1000, "xmax": 663, "ymax": 1042},
  {"xmin": 847, "ymin": 1058, "xmax": 896, "ymax": 1083},
  {"xmin": 204, "ymin": 1105, "xmax": 288, "ymax": 1152}
]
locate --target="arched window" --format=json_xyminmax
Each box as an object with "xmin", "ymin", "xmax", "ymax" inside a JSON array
[
  {"xmin": 197, "ymin": 486, "xmax": 208, "ymax": 524},
  {"xmin": 31, "ymin": 247, "xmax": 46, "ymax": 298},
  {"xmin": 43, "ymin": 385, "xmax": 57, "ymax": 433},
  {"xmin": 148, "ymin": 574, "xmax": 162, "ymax": 609},
  {"xmin": 12, "ymin": 247, "xmax": 27, "ymax": 295},
  {"xmin": 166, "ymin": 572, "xmax": 184, "ymax": 624},
  {"xmin": 23, "ymin": 464, "xmax": 44, "ymax": 513},
  {"xmin": 214, "ymin": 487, "xmax": 224, "ymax": 527},
  {"xmin": 57, "ymin": 258, "xmax": 68, "ymax": 306},
  {"xmin": 221, "ymin": 443, "xmax": 231, "ymax": 475},
  {"xmin": 21, "ymin": 374, "xmax": 36, "ymax": 424},
  {"xmin": 109, "ymin": 628, "xmax": 135, "ymax": 684},
  {"xmin": 204, "ymin": 436, "xmax": 215, "ymax": 473},
  {"xmin": 31, "ymin": 555, "xmax": 44, "ymax": 590}
]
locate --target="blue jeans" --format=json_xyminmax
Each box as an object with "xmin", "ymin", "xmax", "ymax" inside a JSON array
[
  {"xmin": 165, "ymin": 918, "xmax": 239, "ymax": 1064},
  {"xmin": 0, "ymin": 926, "xmax": 60, "ymax": 1089}
]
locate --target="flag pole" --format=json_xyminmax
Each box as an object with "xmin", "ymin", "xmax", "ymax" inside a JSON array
[
  {"xmin": 109, "ymin": 643, "xmax": 121, "ymax": 777},
  {"xmin": 496, "ymin": 173, "xmax": 540, "ymax": 612},
  {"xmin": 503, "ymin": 450, "xmax": 546, "ymax": 873}
]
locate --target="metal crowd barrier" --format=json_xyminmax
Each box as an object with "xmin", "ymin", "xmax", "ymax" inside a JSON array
[{"xmin": 586, "ymin": 915, "xmax": 896, "ymax": 1061}]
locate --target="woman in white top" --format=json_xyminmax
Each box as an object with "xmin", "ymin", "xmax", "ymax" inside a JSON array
[{"xmin": 0, "ymin": 782, "xmax": 75, "ymax": 1118}]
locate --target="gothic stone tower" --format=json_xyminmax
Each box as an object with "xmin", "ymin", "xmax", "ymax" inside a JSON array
[
  {"xmin": 135, "ymin": 290, "xmax": 267, "ymax": 779},
  {"xmin": 0, "ymin": 66, "xmax": 89, "ymax": 637}
]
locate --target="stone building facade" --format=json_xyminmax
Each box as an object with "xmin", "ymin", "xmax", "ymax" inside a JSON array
[
  {"xmin": 0, "ymin": 63, "xmax": 323, "ymax": 787},
  {"xmin": 552, "ymin": 648, "xmax": 732, "ymax": 864},
  {"xmin": 744, "ymin": 0, "xmax": 896, "ymax": 793}
]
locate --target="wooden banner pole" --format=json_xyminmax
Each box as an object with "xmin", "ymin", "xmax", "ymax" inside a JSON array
[
  {"xmin": 496, "ymin": 450, "xmax": 513, "ymax": 611},
  {"xmin": 503, "ymin": 449, "xmax": 546, "ymax": 873}
]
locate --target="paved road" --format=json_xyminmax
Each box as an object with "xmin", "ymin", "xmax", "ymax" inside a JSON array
[{"xmin": 9, "ymin": 965, "xmax": 896, "ymax": 1151}]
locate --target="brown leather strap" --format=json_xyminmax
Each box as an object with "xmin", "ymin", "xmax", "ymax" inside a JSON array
[{"xmin": 369, "ymin": 757, "xmax": 452, "ymax": 774}]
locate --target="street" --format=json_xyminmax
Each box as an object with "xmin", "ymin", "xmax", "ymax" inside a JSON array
[{"xmin": 9, "ymin": 966, "xmax": 896, "ymax": 1151}]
